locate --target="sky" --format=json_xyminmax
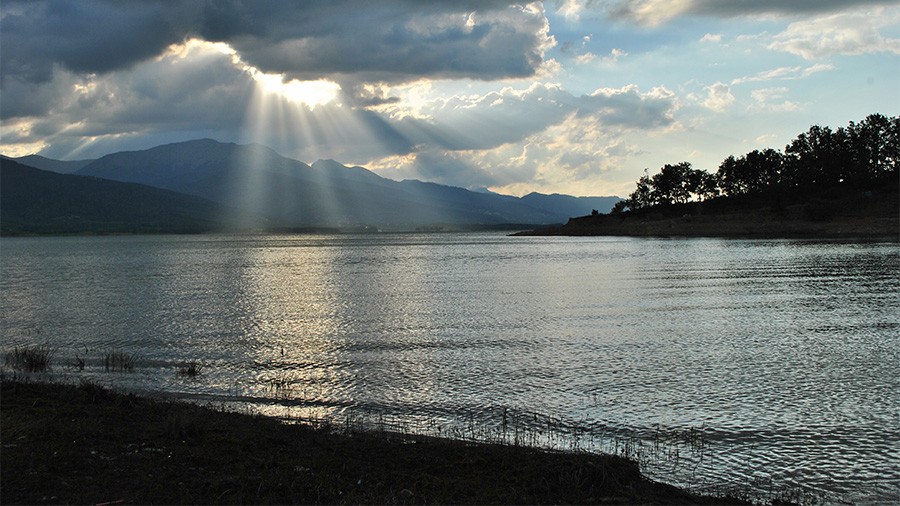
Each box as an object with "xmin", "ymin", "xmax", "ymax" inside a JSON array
[{"xmin": 1, "ymin": 1, "xmax": 898, "ymax": 197}]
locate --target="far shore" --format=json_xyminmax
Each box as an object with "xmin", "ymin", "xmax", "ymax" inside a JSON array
[
  {"xmin": 1, "ymin": 378, "xmax": 749, "ymax": 505},
  {"xmin": 515, "ymin": 191, "xmax": 899, "ymax": 240}
]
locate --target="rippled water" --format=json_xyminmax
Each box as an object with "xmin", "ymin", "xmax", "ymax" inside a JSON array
[{"xmin": 2, "ymin": 233, "xmax": 898, "ymax": 503}]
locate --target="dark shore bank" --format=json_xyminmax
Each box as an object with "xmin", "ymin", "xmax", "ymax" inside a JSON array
[
  {"xmin": 0, "ymin": 379, "xmax": 746, "ymax": 505},
  {"xmin": 515, "ymin": 190, "xmax": 899, "ymax": 239}
]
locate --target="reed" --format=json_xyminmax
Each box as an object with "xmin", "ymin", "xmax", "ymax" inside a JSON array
[
  {"xmin": 104, "ymin": 351, "xmax": 135, "ymax": 372},
  {"xmin": 177, "ymin": 360, "xmax": 203, "ymax": 377},
  {"xmin": 4, "ymin": 345, "xmax": 53, "ymax": 372}
]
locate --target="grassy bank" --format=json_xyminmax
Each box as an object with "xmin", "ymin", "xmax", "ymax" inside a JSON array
[{"xmin": 0, "ymin": 378, "xmax": 743, "ymax": 505}]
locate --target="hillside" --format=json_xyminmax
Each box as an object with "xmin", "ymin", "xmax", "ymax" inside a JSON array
[
  {"xmin": 0, "ymin": 159, "xmax": 235, "ymax": 235},
  {"xmin": 516, "ymin": 189, "xmax": 899, "ymax": 239}
]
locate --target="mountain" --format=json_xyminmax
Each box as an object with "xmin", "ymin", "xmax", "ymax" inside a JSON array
[
  {"xmin": 10, "ymin": 154, "xmax": 95, "ymax": 174},
  {"xmin": 75, "ymin": 139, "xmax": 622, "ymax": 228},
  {"xmin": 520, "ymin": 192, "xmax": 621, "ymax": 217},
  {"xmin": 0, "ymin": 158, "xmax": 235, "ymax": 235}
]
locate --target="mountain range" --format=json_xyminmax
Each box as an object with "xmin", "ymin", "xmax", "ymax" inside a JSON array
[
  {"xmin": 2, "ymin": 139, "xmax": 621, "ymax": 234},
  {"xmin": 0, "ymin": 158, "xmax": 232, "ymax": 235}
]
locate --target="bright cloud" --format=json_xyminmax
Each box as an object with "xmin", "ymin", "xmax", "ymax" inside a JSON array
[
  {"xmin": 700, "ymin": 83, "xmax": 735, "ymax": 112},
  {"xmin": 731, "ymin": 63, "xmax": 836, "ymax": 85},
  {"xmin": 750, "ymin": 87, "xmax": 802, "ymax": 112},
  {"xmin": 769, "ymin": 7, "xmax": 900, "ymax": 59}
]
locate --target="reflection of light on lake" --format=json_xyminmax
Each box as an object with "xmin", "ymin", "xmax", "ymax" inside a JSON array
[{"xmin": 234, "ymin": 241, "xmax": 346, "ymax": 420}]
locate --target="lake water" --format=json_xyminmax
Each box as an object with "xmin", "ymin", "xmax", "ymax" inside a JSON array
[{"xmin": 1, "ymin": 233, "xmax": 898, "ymax": 504}]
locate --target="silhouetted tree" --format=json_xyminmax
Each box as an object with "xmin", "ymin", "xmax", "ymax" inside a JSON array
[
  {"xmin": 625, "ymin": 170, "xmax": 655, "ymax": 210},
  {"xmin": 688, "ymin": 169, "xmax": 720, "ymax": 201},
  {"xmin": 717, "ymin": 148, "xmax": 784, "ymax": 196},
  {"xmin": 783, "ymin": 125, "xmax": 854, "ymax": 192},
  {"xmin": 651, "ymin": 162, "xmax": 694, "ymax": 204},
  {"xmin": 845, "ymin": 113, "xmax": 900, "ymax": 186},
  {"xmin": 609, "ymin": 113, "xmax": 897, "ymax": 215}
]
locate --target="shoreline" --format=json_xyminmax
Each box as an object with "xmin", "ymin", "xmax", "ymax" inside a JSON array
[
  {"xmin": 1, "ymin": 378, "xmax": 747, "ymax": 505},
  {"xmin": 514, "ymin": 194, "xmax": 899, "ymax": 240}
]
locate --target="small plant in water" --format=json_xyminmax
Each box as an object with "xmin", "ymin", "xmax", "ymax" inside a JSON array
[
  {"xmin": 178, "ymin": 361, "xmax": 203, "ymax": 377},
  {"xmin": 104, "ymin": 351, "xmax": 135, "ymax": 372},
  {"xmin": 4, "ymin": 345, "xmax": 53, "ymax": 372}
]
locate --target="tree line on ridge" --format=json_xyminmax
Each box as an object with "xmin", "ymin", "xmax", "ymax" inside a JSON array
[{"xmin": 612, "ymin": 113, "xmax": 899, "ymax": 213}]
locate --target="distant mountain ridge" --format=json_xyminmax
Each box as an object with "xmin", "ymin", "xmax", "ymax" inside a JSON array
[
  {"xmin": 0, "ymin": 158, "xmax": 234, "ymax": 235},
  {"xmin": 72, "ymin": 139, "xmax": 621, "ymax": 228},
  {"xmin": 11, "ymin": 154, "xmax": 95, "ymax": 174}
]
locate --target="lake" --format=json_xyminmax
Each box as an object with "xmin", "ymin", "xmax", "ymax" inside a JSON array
[{"xmin": 1, "ymin": 233, "xmax": 898, "ymax": 504}]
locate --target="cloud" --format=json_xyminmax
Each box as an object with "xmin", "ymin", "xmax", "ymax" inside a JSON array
[
  {"xmin": 1, "ymin": 41, "xmax": 257, "ymax": 158},
  {"xmin": 606, "ymin": 0, "xmax": 692, "ymax": 26},
  {"xmin": 1, "ymin": 0, "xmax": 554, "ymax": 88},
  {"xmin": 577, "ymin": 85, "xmax": 678, "ymax": 128},
  {"xmin": 768, "ymin": 8, "xmax": 900, "ymax": 59},
  {"xmin": 575, "ymin": 52, "xmax": 598, "ymax": 64},
  {"xmin": 700, "ymin": 33, "xmax": 723, "ymax": 43},
  {"xmin": 602, "ymin": 48, "xmax": 628, "ymax": 63},
  {"xmin": 364, "ymin": 83, "xmax": 678, "ymax": 195},
  {"xmin": 699, "ymin": 82, "xmax": 735, "ymax": 112},
  {"xmin": 0, "ymin": 0, "xmax": 187, "ymax": 84},
  {"xmin": 386, "ymin": 82, "xmax": 677, "ymax": 154},
  {"xmin": 606, "ymin": 0, "xmax": 897, "ymax": 25},
  {"xmin": 731, "ymin": 63, "xmax": 835, "ymax": 85},
  {"xmin": 749, "ymin": 87, "xmax": 801, "ymax": 112},
  {"xmin": 556, "ymin": 0, "xmax": 586, "ymax": 21}
]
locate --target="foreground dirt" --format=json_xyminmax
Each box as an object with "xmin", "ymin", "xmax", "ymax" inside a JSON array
[{"xmin": 0, "ymin": 379, "xmax": 744, "ymax": 505}]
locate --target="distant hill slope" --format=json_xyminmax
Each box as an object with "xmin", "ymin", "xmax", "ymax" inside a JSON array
[
  {"xmin": 9, "ymin": 155, "xmax": 95, "ymax": 174},
  {"xmin": 0, "ymin": 159, "xmax": 234, "ymax": 235},
  {"xmin": 520, "ymin": 192, "xmax": 621, "ymax": 217},
  {"xmin": 74, "ymin": 139, "xmax": 620, "ymax": 227}
]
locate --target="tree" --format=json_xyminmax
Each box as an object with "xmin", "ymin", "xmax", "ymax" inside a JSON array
[
  {"xmin": 651, "ymin": 162, "xmax": 694, "ymax": 205},
  {"xmin": 626, "ymin": 170, "xmax": 655, "ymax": 210},
  {"xmin": 846, "ymin": 113, "xmax": 900, "ymax": 186},
  {"xmin": 717, "ymin": 149, "xmax": 784, "ymax": 196},
  {"xmin": 783, "ymin": 125, "xmax": 854, "ymax": 192},
  {"xmin": 689, "ymin": 169, "xmax": 720, "ymax": 201}
]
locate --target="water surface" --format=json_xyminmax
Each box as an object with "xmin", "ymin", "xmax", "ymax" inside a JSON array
[{"xmin": 2, "ymin": 233, "xmax": 898, "ymax": 503}]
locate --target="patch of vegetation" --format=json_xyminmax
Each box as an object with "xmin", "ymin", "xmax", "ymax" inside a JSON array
[
  {"xmin": 176, "ymin": 360, "xmax": 202, "ymax": 377},
  {"xmin": 3, "ymin": 345, "xmax": 53, "ymax": 373},
  {"xmin": 104, "ymin": 350, "xmax": 135, "ymax": 372}
]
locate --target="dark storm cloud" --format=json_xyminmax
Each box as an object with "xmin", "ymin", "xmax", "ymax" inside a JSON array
[
  {"xmin": 1, "ymin": 0, "xmax": 187, "ymax": 84},
  {"xmin": 1, "ymin": 0, "xmax": 552, "ymax": 87},
  {"xmin": 607, "ymin": 0, "xmax": 897, "ymax": 24},
  {"xmin": 687, "ymin": 0, "xmax": 898, "ymax": 16}
]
